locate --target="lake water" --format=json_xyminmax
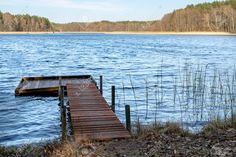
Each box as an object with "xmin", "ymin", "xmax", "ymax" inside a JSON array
[{"xmin": 0, "ymin": 34, "xmax": 236, "ymax": 146}]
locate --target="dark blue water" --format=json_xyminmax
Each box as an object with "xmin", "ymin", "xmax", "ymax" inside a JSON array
[{"xmin": 0, "ymin": 34, "xmax": 236, "ymax": 146}]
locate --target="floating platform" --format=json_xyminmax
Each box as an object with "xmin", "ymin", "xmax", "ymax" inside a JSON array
[
  {"xmin": 15, "ymin": 75, "xmax": 95, "ymax": 96},
  {"xmin": 15, "ymin": 75, "xmax": 131, "ymax": 141}
]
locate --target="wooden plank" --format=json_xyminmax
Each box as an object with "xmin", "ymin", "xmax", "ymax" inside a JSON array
[
  {"xmin": 72, "ymin": 120, "xmax": 121, "ymax": 126},
  {"xmin": 69, "ymin": 103, "xmax": 109, "ymax": 107},
  {"xmin": 74, "ymin": 129, "xmax": 127, "ymax": 134},
  {"xmin": 69, "ymin": 104, "xmax": 109, "ymax": 107},
  {"xmin": 73, "ymin": 125, "xmax": 125, "ymax": 130},
  {"xmin": 15, "ymin": 75, "xmax": 95, "ymax": 96},
  {"xmin": 74, "ymin": 131, "xmax": 131, "ymax": 141},
  {"xmin": 67, "ymin": 83, "xmax": 131, "ymax": 141},
  {"xmin": 70, "ymin": 108, "xmax": 111, "ymax": 112},
  {"xmin": 71, "ymin": 117, "xmax": 118, "ymax": 121}
]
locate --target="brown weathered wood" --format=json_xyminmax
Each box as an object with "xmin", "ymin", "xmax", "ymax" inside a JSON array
[
  {"xmin": 15, "ymin": 75, "xmax": 130, "ymax": 142},
  {"xmin": 75, "ymin": 131, "xmax": 131, "ymax": 141},
  {"xmin": 125, "ymin": 105, "xmax": 131, "ymax": 132},
  {"xmin": 100, "ymin": 75, "xmax": 103, "ymax": 95},
  {"xmin": 111, "ymin": 86, "xmax": 115, "ymax": 112},
  {"xmin": 67, "ymin": 83, "xmax": 131, "ymax": 142},
  {"xmin": 15, "ymin": 75, "xmax": 95, "ymax": 96}
]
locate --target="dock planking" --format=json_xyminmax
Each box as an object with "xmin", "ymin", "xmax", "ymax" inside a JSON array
[
  {"xmin": 15, "ymin": 75, "xmax": 95, "ymax": 96},
  {"xmin": 15, "ymin": 75, "xmax": 131, "ymax": 142},
  {"xmin": 67, "ymin": 83, "xmax": 131, "ymax": 141}
]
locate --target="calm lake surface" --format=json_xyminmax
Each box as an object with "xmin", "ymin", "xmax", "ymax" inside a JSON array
[{"xmin": 0, "ymin": 34, "xmax": 236, "ymax": 146}]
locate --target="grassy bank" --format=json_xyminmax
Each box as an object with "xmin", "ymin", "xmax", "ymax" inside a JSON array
[
  {"xmin": 96, "ymin": 120, "xmax": 236, "ymax": 157},
  {"xmin": 0, "ymin": 140, "xmax": 61, "ymax": 157},
  {"xmin": 1, "ymin": 118, "xmax": 235, "ymax": 157}
]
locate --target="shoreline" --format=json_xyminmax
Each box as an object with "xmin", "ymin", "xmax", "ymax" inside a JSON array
[
  {"xmin": 1, "ymin": 121, "xmax": 236, "ymax": 156},
  {"xmin": 0, "ymin": 31, "xmax": 236, "ymax": 36}
]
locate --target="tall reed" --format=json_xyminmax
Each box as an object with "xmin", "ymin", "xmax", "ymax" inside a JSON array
[{"xmin": 121, "ymin": 64, "xmax": 236, "ymax": 130}]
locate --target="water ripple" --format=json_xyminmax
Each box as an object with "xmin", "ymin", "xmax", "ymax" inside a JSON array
[{"xmin": 0, "ymin": 34, "xmax": 236, "ymax": 146}]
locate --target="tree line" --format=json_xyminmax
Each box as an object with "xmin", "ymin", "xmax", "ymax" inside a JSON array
[
  {"xmin": 55, "ymin": 0, "xmax": 236, "ymax": 33},
  {"xmin": 0, "ymin": 0, "xmax": 236, "ymax": 32},
  {"xmin": 54, "ymin": 21, "xmax": 161, "ymax": 32},
  {"xmin": 161, "ymin": 2, "xmax": 236, "ymax": 32},
  {"xmin": 0, "ymin": 12, "xmax": 53, "ymax": 31}
]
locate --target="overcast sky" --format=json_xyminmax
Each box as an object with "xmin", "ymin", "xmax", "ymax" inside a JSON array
[{"xmin": 0, "ymin": 0, "xmax": 216, "ymax": 23}]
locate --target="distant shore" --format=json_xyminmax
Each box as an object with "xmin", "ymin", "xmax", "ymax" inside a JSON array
[
  {"xmin": 0, "ymin": 31, "xmax": 236, "ymax": 36},
  {"xmin": 0, "ymin": 32, "xmax": 55, "ymax": 35},
  {"xmin": 105, "ymin": 31, "xmax": 236, "ymax": 36}
]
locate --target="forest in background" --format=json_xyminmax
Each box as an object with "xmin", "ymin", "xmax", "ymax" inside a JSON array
[
  {"xmin": 0, "ymin": 12, "xmax": 52, "ymax": 31},
  {"xmin": 0, "ymin": 0, "xmax": 236, "ymax": 32}
]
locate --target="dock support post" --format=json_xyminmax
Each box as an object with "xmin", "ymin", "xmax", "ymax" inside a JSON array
[
  {"xmin": 59, "ymin": 77, "xmax": 67, "ymax": 143},
  {"xmin": 100, "ymin": 75, "xmax": 103, "ymax": 95},
  {"xmin": 111, "ymin": 86, "xmax": 115, "ymax": 113},
  {"xmin": 125, "ymin": 105, "xmax": 131, "ymax": 132},
  {"xmin": 58, "ymin": 77, "xmax": 63, "ymax": 104},
  {"xmin": 59, "ymin": 87, "xmax": 64, "ymax": 107},
  {"xmin": 61, "ymin": 103, "xmax": 67, "ymax": 143}
]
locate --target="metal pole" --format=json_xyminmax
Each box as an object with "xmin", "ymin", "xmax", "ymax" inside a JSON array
[
  {"xmin": 111, "ymin": 86, "xmax": 115, "ymax": 112},
  {"xmin": 125, "ymin": 105, "xmax": 131, "ymax": 132}
]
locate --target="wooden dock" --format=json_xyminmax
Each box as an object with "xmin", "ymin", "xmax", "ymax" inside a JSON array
[
  {"xmin": 67, "ymin": 83, "xmax": 130, "ymax": 141},
  {"xmin": 16, "ymin": 75, "xmax": 131, "ymax": 142},
  {"xmin": 15, "ymin": 75, "xmax": 94, "ymax": 96}
]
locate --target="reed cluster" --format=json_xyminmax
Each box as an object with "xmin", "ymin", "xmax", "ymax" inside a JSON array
[{"xmin": 119, "ymin": 64, "xmax": 236, "ymax": 130}]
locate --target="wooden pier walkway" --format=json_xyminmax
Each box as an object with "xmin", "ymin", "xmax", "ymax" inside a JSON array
[
  {"xmin": 67, "ymin": 83, "xmax": 131, "ymax": 141},
  {"xmin": 16, "ymin": 75, "xmax": 131, "ymax": 141}
]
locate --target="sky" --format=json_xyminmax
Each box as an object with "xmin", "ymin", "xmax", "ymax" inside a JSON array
[{"xmin": 0, "ymin": 0, "xmax": 216, "ymax": 23}]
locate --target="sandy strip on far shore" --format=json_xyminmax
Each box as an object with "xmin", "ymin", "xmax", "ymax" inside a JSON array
[
  {"xmin": 104, "ymin": 31, "xmax": 236, "ymax": 36},
  {"xmin": 0, "ymin": 32, "xmax": 55, "ymax": 34},
  {"xmin": 0, "ymin": 31, "xmax": 236, "ymax": 36}
]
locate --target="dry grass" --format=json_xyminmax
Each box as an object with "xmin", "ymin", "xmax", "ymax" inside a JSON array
[
  {"xmin": 51, "ymin": 142, "xmax": 94, "ymax": 157},
  {"xmin": 1, "ymin": 117, "xmax": 235, "ymax": 157},
  {"xmin": 0, "ymin": 116, "xmax": 236, "ymax": 157},
  {"xmin": 134, "ymin": 122, "xmax": 194, "ymax": 139},
  {"xmin": 202, "ymin": 115, "xmax": 236, "ymax": 135},
  {"xmin": 0, "ymin": 141, "xmax": 97, "ymax": 157},
  {"xmin": 0, "ymin": 140, "xmax": 61, "ymax": 157},
  {"xmin": 94, "ymin": 120, "xmax": 236, "ymax": 157}
]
